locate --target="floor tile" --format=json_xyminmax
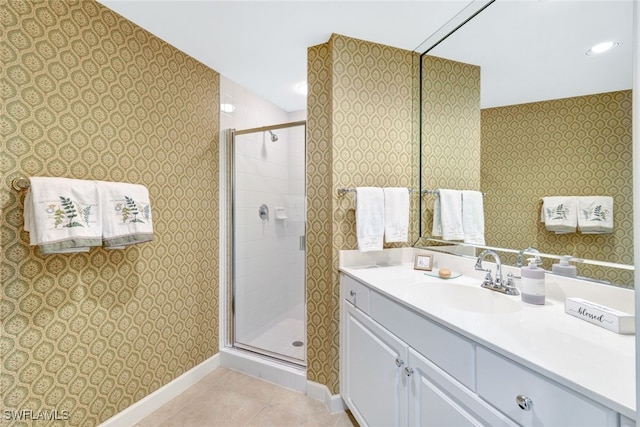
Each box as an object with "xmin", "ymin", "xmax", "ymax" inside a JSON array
[{"xmin": 137, "ymin": 368, "xmax": 358, "ymax": 427}]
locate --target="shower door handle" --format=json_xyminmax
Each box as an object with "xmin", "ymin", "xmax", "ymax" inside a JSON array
[{"xmin": 299, "ymin": 236, "xmax": 306, "ymax": 251}]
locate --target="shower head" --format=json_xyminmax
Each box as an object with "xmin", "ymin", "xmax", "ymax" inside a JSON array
[{"xmin": 268, "ymin": 130, "xmax": 278, "ymax": 142}]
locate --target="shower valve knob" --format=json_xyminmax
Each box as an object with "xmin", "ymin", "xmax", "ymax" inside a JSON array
[{"xmin": 258, "ymin": 204, "xmax": 269, "ymax": 221}]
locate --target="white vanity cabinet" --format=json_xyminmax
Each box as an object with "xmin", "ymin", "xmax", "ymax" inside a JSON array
[
  {"xmin": 340, "ymin": 274, "xmax": 515, "ymax": 427},
  {"xmin": 339, "ymin": 273, "xmax": 624, "ymax": 427},
  {"xmin": 476, "ymin": 347, "xmax": 618, "ymax": 427},
  {"xmin": 407, "ymin": 348, "xmax": 516, "ymax": 426},
  {"xmin": 342, "ymin": 301, "xmax": 408, "ymax": 426}
]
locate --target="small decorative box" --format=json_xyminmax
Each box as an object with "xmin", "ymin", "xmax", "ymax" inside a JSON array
[{"xmin": 565, "ymin": 297, "xmax": 635, "ymax": 335}]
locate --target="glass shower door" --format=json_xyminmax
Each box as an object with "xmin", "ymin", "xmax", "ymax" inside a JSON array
[{"xmin": 231, "ymin": 121, "xmax": 306, "ymax": 365}]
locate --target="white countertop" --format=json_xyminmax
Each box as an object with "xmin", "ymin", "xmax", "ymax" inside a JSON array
[{"xmin": 339, "ymin": 251, "xmax": 636, "ymax": 419}]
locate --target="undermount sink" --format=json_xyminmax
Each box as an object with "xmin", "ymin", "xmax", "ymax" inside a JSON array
[{"xmin": 428, "ymin": 282, "xmax": 522, "ymax": 314}]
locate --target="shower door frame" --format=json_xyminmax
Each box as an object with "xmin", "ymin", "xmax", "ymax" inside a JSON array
[{"xmin": 227, "ymin": 120, "xmax": 307, "ymax": 367}]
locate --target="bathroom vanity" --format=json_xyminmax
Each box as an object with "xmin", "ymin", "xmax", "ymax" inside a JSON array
[{"xmin": 339, "ymin": 250, "xmax": 635, "ymax": 427}]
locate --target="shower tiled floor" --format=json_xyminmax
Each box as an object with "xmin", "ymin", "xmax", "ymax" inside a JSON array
[
  {"xmin": 243, "ymin": 317, "xmax": 305, "ymax": 362},
  {"xmin": 135, "ymin": 368, "xmax": 357, "ymax": 427}
]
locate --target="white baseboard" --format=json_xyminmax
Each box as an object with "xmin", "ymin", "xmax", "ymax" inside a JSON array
[
  {"xmin": 306, "ymin": 380, "xmax": 346, "ymax": 414},
  {"xmin": 99, "ymin": 354, "xmax": 220, "ymax": 427},
  {"xmin": 219, "ymin": 348, "xmax": 307, "ymax": 392}
]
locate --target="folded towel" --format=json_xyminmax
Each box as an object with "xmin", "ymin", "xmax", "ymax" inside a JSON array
[
  {"xmin": 24, "ymin": 177, "xmax": 102, "ymax": 254},
  {"xmin": 432, "ymin": 189, "xmax": 464, "ymax": 241},
  {"xmin": 99, "ymin": 181, "xmax": 154, "ymax": 248},
  {"xmin": 461, "ymin": 190, "xmax": 485, "ymax": 245},
  {"xmin": 578, "ymin": 196, "xmax": 613, "ymax": 234},
  {"xmin": 541, "ymin": 196, "xmax": 578, "ymax": 234},
  {"xmin": 383, "ymin": 187, "xmax": 409, "ymax": 243},
  {"xmin": 356, "ymin": 187, "xmax": 384, "ymax": 252}
]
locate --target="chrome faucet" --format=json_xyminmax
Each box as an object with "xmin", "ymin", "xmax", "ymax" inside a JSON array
[
  {"xmin": 516, "ymin": 246, "xmax": 543, "ymax": 268},
  {"xmin": 474, "ymin": 249, "xmax": 519, "ymax": 295}
]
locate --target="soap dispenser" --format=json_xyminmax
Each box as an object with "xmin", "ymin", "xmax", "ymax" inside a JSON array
[
  {"xmin": 521, "ymin": 258, "xmax": 545, "ymax": 305},
  {"xmin": 552, "ymin": 255, "xmax": 577, "ymax": 278}
]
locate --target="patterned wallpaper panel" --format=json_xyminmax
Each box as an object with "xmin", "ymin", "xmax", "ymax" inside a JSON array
[
  {"xmin": 307, "ymin": 34, "xmax": 419, "ymax": 394},
  {"xmin": 481, "ymin": 91, "xmax": 633, "ymax": 286},
  {"xmin": 421, "ymin": 55, "xmax": 481, "ymax": 234},
  {"xmin": 306, "ymin": 41, "xmax": 334, "ymax": 393},
  {"xmin": 1, "ymin": 1, "xmax": 220, "ymax": 425}
]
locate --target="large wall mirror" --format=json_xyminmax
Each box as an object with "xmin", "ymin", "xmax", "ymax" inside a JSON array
[{"xmin": 416, "ymin": 0, "xmax": 634, "ymax": 287}]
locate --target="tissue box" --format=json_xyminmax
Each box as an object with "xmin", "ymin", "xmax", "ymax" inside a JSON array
[{"xmin": 565, "ymin": 298, "xmax": 635, "ymax": 334}]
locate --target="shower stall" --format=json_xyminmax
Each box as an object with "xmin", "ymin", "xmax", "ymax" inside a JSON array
[{"xmin": 228, "ymin": 121, "xmax": 306, "ymax": 366}]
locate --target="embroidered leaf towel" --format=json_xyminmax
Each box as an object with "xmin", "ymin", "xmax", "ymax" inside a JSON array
[
  {"xmin": 24, "ymin": 177, "xmax": 102, "ymax": 254},
  {"xmin": 99, "ymin": 181, "xmax": 154, "ymax": 248}
]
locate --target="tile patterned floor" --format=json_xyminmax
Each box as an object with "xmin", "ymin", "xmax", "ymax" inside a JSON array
[{"xmin": 135, "ymin": 368, "xmax": 357, "ymax": 427}]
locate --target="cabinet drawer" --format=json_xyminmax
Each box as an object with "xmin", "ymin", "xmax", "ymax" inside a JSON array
[
  {"xmin": 369, "ymin": 291, "xmax": 475, "ymax": 390},
  {"xmin": 476, "ymin": 347, "xmax": 618, "ymax": 427},
  {"xmin": 342, "ymin": 275, "xmax": 371, "ymax": 314}
]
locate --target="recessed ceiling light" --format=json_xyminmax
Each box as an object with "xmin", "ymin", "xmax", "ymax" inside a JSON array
[
  {"xmin": 221, "ymin": 103, "xmax": 235, "ymax": 113},
  {"xmin": 296, "ymin": 82, "xmax": 307, "ymax": 96},
  {"xmin": 585, "ymin": 41, "xmax": 620, "ymax": 56}
]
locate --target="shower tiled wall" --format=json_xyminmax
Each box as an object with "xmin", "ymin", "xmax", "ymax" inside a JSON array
[
  {"xmin": 2, "ymin": 2, "xmax": 219, "ymax": 425},
  {"xmin": 219, "ymin": 77, "xmax": 306, "ymax": 358}
]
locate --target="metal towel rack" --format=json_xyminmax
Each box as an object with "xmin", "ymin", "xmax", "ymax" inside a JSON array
[
  {"xmin": 422, "ymin": 189, "xmax": 486, "ymax": 196},
  {"xmin": 337, "ymin": 187, "xmax": 416, "ymax": 196}
]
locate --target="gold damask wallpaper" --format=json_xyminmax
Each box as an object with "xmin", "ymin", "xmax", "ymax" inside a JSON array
[
  {"xmin": 1, "ymin": 1, "xmax": 219, "ymax": 425},
  {"xmin": 306, "ymin": 34, "xmax": 419, "ymax": 394},
  {"xmin": 306, "ymin": 41, "xmax": 335, "ymax": 393},
  {"xmin": 421, "ymin": 55, "xmax": 481, "ymax": 234},
  {"xmin": 481, "ymin": 91, "xmax": 633, "ymax": 286}
]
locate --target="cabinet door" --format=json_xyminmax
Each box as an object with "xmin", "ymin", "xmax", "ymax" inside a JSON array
[
  {"xmin": 342, "ymin": 301, "xmax": 408, "ymax": 427},
  {"xmin": 408, "ymin": 349, "xmax": 517, "ymax": 427}
]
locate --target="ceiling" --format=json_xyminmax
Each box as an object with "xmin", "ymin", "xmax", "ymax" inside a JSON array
[{"xmin": 97, "ymin": 0, "xmax": 633, "ymax": 112}]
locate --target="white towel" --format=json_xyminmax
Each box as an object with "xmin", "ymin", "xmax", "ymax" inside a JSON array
[
  {"xmin": 24, "ymin": 177, "xmax": 102, "ymax": 254},
  {"xmin": 99, "ymin": 181, "xmax": 154, "ymax": 248},
  {"xmin": 578, "ymin": 196, "xmax": 613, "ymax": 234},
  {"xmin": 356, "ymin": 187, "xmax": 384, "ymax": 252},
  {"xmin": 541, "ymin": 196, "xmax": 578, "ymax": 234},
  {"xmin": 432, "ymin": 189, "xmax": 464, "ymax": 241},
  {"xmin": 383, "ymin": 187, "xmax": 409, "ymax": 243},
  {"xmin": 461, "ymin": 190, "xmax": 485, "ymax": 245}
]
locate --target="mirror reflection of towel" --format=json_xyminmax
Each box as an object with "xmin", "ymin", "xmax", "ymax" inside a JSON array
[
  {"xmin": 578, "ymin": 196, "xmax": 613, "ymax": 234},
  {"xmin": 462, "ymin": 190, "xmax": 485, "ymax": 245},
  {"xmin": 433, "ymin": 189, "xmax": 464, "ymax": 241},
  {"xmin": 541, "ymin": 196, "xmax": 578, "ymax": 234}
]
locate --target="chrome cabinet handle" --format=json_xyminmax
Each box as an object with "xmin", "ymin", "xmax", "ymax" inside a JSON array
[
  {"xmin": 516, "ymin": 395, "xmax": 533, "ymax": 411},
  {"xmin": 404, "ymin": 367, "xmax": 414, "ymax": 377},
  {"xmin": 349, "ymin": 290, "xmax": 356, "ymax": 297},
  {"xmin": 395, "ymin": 358, "xmax": 404, "ymax": 367}
]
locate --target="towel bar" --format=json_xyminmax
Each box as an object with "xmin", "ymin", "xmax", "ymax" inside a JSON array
[
  {"xmin": 422, "ymin": 189, "xmax": 486, "ymax": 196},
  {"xmin": 11, "ymin": 177, "xmax": 30, "ymax": 191},
  {"xmin": 337, "ymin": 187, "xmax": 416, "ymax": 196}
]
